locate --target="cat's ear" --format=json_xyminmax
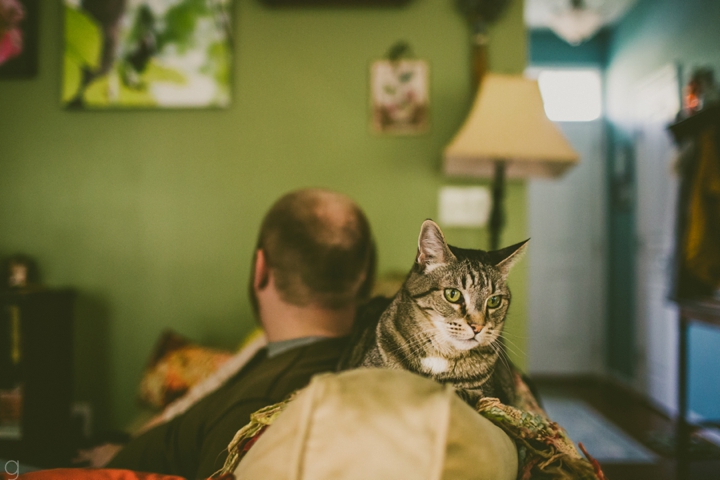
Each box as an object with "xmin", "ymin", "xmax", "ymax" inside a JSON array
[
  {"xmin": 491, "ymin": 239, "xmax": 529, "ymax": 277},
  {"xmin": 416, "ymin": 220, "xmax": 455, "ymax": 272}
]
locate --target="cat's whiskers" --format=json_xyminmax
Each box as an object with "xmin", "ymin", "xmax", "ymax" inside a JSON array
[
  {"xmin": 498, "ymin": 331, "xmax": 528, "ymax": 340},
  {"xmin": 489, "ymin": 340, "xmax": 513, "ymax": 373},
  {"xmin": 495, "ymin": 338, "xmax": 523, "ymax": 376},
  {"xmin": 500, "ymin": 313, "xmax": 530, "ymax": 339},
  {"xmin": 498, "ymin": 328, "xmax": 530, "ymax": 340},
  {"xmin": 498, "ymin": 333, "xmax": 526, "ymax": 357},
  {"xmin": 384, "ymin": 330, "xmax": 433, "ymax": 358},
  {"xmin": 496, "ymin": 341, "xmax": 522, "ymax": 364},
  {"xmin": 503, "ymin": 328, "xmax": 530, "ymax": 338},
  {"xmin": 499, "ymin": 344, "xmax": 523, "ymax": 361}
]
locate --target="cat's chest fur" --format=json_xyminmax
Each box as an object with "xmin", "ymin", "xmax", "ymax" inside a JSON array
[{"xmin": 356, "ymin": 293, "xmax": 509, "ymax": 403}]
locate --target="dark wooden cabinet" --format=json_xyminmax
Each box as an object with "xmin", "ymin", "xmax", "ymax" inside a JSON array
[{"xmin": 0, "ymin": 288, "xmax": 75, "ymax": 467}]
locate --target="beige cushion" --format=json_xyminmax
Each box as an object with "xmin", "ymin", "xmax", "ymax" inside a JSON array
[{"xmin": 234, "ymin": 368, "xmax": 518, "ymax": 480}]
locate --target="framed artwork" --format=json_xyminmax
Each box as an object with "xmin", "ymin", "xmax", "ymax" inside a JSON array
[
  {"xmin": 370, "ymin": 59, "xmax": 429, "ymax": 135},
  {"xmin": 0, "ymin": 0, "xmax": 39, "ymax": 79},
  {"xmin": 261, "ymin": 0, "xmax": 410, "ymax": 5},
  {"xmin": 62, "ymin": 0, "xmax": 232, "ymax": 109}
]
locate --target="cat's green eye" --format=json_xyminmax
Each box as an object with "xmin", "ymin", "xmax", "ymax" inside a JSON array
[
  {"xmin": 444, "ymin": 288, "xmax": 462, "ymax": 304},
  {"xmin": 487, "ymin": 296, "xmax": 502, "ymax": 309}
]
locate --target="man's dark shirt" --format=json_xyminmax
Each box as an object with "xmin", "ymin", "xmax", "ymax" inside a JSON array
[{"xmin": 108, "ymin": 336, "xmax": 348, "ymax": 479}]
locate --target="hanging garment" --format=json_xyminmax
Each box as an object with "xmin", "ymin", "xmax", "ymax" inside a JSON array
[{"xmin": 684, "ymin": 127, "xmax": 720, "ymax": 288}]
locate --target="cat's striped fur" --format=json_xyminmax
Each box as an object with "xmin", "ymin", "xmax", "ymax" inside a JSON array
[{"xmin": 340, "ymin": 220, "xmax": 527, "ymax": 406}]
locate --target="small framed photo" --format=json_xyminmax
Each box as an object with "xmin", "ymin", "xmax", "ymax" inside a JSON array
[
  {"xmin": 370, "ymin": 59, "xmax": 429, "ymax": 135},
  {"xmin": 0, "ymin": 0, "xmax": 39, "ymax": 79}
]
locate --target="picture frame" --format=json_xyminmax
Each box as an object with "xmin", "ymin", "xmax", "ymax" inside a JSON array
[
  {"xmin": 370, "ymin": 59, "xmax": 429, "ymax": 135},
  {"xmin": 62, "ymin": 0, "xmax": 232, "ymax": 110},
  {"xmin": 261, "ymin": 0, "xmax": 410, "ymax": 5},
  {"xmin": 0, "ymin": 0, "xmax": 39, "ymax": 79}
]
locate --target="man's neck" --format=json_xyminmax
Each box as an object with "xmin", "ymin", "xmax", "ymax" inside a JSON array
[
  {"xmin": 259, "ymin": 300, "xmax": 356, "ymax": 343},
  {"xmin": 266, "ymin": 336, "xmax": 330, "ymax": 358}
]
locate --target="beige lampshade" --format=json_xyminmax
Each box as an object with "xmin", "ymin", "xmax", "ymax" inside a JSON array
[{"xmin": 443, "ymin": 73, "xmax": 579, "ymax": 179}]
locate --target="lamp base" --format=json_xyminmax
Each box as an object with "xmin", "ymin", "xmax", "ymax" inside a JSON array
[{"xmin": 488, "ymin": 162, "xmax": 506, "ymax": 251}]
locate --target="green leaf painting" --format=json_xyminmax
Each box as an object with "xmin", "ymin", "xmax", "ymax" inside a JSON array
[
  {"xmin": 63, "ymin": 6, "xmax": 102, "ymax": 103},
  {"xmin": 62, "ymin": 0, "xmax": 232, "ymax": 109},
  {"xmin": 65, "ymin": 7, "xmax": 102, "ymax": 69}
]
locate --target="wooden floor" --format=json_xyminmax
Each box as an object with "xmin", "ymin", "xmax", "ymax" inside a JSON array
[{"xmin": 534, "ymin": 377, "xmax": 720, "ymax": 480}]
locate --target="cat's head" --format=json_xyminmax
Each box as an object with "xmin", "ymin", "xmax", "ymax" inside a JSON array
[{"xmin": 405, "ymin": 219, "xmax": 527, "ymax": 354}]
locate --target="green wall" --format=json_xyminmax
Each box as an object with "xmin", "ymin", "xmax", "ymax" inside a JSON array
[{"xmin": 0, "ymin": 0, "xmax": 527, "ymax": 429}]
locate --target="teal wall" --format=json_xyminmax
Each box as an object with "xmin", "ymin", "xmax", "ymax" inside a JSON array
[
  {"xmin": 606, "ymin": 0, "xmax": 720, "ymax": 419},
  {"xmin": 0, "ymin": 0, "xmax": 528, "ymax": 429},
  {"xmin": 529, "ymin": 28, "xmax": 609, "ymax": 67}
]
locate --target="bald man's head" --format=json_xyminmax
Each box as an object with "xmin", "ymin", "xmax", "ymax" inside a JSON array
[{"xmin": 255, "ymin": 189, "xmax": 376, "ymax": 309}]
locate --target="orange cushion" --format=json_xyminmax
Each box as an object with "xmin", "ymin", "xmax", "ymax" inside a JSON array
[{"xmin": 138, "ymin": 330, "xmax": 233, "ymax": 409}]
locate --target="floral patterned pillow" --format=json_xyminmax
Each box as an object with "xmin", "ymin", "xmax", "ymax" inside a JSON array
[{"xmin": 138, "ymin": 330, "xmax": 233, "ymax": 409}]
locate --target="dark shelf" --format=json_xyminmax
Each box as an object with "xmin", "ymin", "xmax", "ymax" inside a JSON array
[
  {"xmin": 0, "ymin": 288, "xmax": 75, "ymax": 467},
  {"xmin": 668, "ymin": 104, "xmax": 720, "ymax": 143},
  {"xmin": 677, "ymin": 299, "xmax": 720, "ymax": 328}
]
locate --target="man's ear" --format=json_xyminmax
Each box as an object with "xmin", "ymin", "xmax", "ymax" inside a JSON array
[
  {"xmin": 253, "ymin": 249, "xmax": 270, "ymax": 290},
  {"xmin": 491, "ymin": 239, "xmax": 529, "ymax": 277},
  {"xmin": 416, "ymin": 219, "xmax": 455, "ymax": 272}
]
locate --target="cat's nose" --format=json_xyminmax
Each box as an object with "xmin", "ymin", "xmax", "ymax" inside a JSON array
[{"xmin": 467, "ymin": 313, "xmax": 485, "ymax": 333}]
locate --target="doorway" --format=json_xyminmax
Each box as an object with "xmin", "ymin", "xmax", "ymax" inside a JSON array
[{"xmin": 526, "ymin": 68, "xmax": 607, "ymax": 375}]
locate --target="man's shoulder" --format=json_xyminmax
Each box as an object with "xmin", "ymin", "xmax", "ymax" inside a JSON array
[
  {"xmin": 192, "ymin": 338, "xmax": 349, "ymax": 479},
  {"xmin": 216, "ymin": 336, "xmax": 349, "ymax": 409},
  {"xmin": 194, "ymin": 337, "xmax": 347, "ymax": 450}
]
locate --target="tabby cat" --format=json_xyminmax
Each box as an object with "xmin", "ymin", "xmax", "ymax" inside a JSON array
[{"xmin": 340, "ymin": 219, "xmax": 528, "ymax": 406}]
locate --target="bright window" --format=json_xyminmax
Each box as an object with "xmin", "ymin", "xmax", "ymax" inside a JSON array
[{"xmin": 537, "ymin": 70, "xmax": 602, "ymax": 122}]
